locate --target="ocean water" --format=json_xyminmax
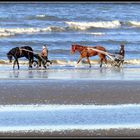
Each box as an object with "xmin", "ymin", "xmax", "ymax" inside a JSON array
[{"xmin": 1, "ymin": 2, "xmax": 140, "ymax": 64}]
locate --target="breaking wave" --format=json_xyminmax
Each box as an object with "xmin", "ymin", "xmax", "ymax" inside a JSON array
[
  {"xmin": 0, "ymin": 32, "xmax": 15, "ymax": 37},
  {"xmin": 2, "ymin": 20, "xmax": 140, "ymax": 38},
  {"xmin": 0, "ymin": 26, "xmax": 65, "ymax": 37},
  {"xmin": 127, "ymin": 21, "xmax": 140, "ymax": 27},
  {"xmin": 0, "ymin": 27, "xmax": 107, "ymax": 37},
  {"xmin": 125, "ymin": 59, "xmax": 140, "ymax": 65},
  {"xmin": 2, "ymin": 59, "xmax": 140, "ymax": 66},
  {"xmin": 65, "ymin": 20, "xmax": 140, "ymax": 30},
  {"xmin": 65, "ymin": 20, "xmax": 121, "ymax": 30},
  {"xmin": 123, "ymin": 20, "xmax": 140, "ymax": 28}
]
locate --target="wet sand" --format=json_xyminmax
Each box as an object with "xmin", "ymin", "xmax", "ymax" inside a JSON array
[
  {"xmin": 1, "ymin": 79, "xmax": 140, "ymax": 137},
  {"xmin": 0, "ymin": 65, "xmax": 140, "ymax": 137},
  {"xmin": 0, "ymin": 79, "xmax": 140, "ymax": 105},
  {"xmin": 1, "ymin": 129, "xmax": 140, "ymax": 137}
]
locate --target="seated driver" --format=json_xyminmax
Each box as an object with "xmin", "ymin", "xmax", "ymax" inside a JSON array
[
  {"xmin": 38, "ymin": 44, "xmax": 48, "ymax": 68},
  {"xmin": 41, "ymin": 45, "xmax": 48, "ymax": 60}
]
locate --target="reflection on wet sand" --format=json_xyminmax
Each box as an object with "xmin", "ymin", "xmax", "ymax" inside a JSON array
[
  {"xmin": 9, "ymin": 69, "xmax": 49, "ymax": 79},
  {"xmin": 0, "ymin": 64, "xmax": 138, "ymax": 80}
]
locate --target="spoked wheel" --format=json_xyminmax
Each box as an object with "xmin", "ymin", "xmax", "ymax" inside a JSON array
[
  {"xmin": 32, "ymin": 60, "xmax": 38, "ymax": 68},
  {"xmin": 111, "ymin": 61, "xmax": 123, "ymax": 68}
]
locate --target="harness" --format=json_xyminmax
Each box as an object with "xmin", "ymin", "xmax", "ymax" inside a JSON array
[
  {"xmin": 19, "ymin": 48, "xmax": 47, "ymax": 63},
  {"xmin": 19, "ymin": 47, "xmax": 22, "ymax": 56}
]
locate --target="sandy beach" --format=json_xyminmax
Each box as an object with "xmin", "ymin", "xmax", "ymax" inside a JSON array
[
  {"xmin": 0, "ymin": 65, "xmax": 139, "ymax": 137},
  {"xmin": 0, "ymin": 79, "xmax": 140, "ymax": 105},
  {"xmin": 0, "ymin": 63, "xmax": 140, "ymax": 105},
  {"xmin": 1, "ymin": 129, "xmax": 140, "ymax": 137}
]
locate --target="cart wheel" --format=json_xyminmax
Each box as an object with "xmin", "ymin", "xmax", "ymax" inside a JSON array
[{"xmin": 32, "ymin": 60, "xmax": 38, "ymax": 68}]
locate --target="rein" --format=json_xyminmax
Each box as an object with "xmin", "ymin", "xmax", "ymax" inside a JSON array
[{"xmin": 19, "ymin": 48, "xmax": 35, "ymax": 54}]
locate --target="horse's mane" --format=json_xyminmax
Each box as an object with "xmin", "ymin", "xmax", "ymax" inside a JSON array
[{"xmin": 7, "ymin": 47, "xmax": 18, "ymax": 55}]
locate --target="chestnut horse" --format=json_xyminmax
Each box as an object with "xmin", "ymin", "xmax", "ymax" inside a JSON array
[{"xmin": 70, "ymin": 44, "xmax": 107, "ymax": 67}]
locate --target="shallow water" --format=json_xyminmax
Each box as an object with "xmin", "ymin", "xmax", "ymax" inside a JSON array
[
  {"xmin": 0, "ymin": 64, "xmax": 140, "ymax": 80},
  {"xmin": 0, "ymin": 104, "xmax": 140, "ymax": 132}
]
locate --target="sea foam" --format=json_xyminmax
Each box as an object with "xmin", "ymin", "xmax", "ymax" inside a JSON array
[
  {"xmin": 127, "ymin": 21, "xmax": 140, "ymax": 27},
  {"xmin": 65, "ymin": 20, "xmax": 121, "ymax": 30},
  {"xmin": 2, "ymin": 59, "xmax": 140, "ymax": 65},
  {"xmin": 0, "ymin": 26, "xmax": 65, "ymax": 37}
]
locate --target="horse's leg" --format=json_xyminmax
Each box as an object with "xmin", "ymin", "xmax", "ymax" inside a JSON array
[
  {"xmin": 99, "ymin": 55, "xmax": 107, "ymax": 67},
  {"xmin": 42, "ymin": 58, "xmax": 47, "ymax": 69},
  {"xmin": 29, "ymin": 58, "xmax": 32, "ymax": 68},
  {"xmin": 86, "ymin": 57, "xmax": 91, "ymax": 68},
  {"xmin": 28, "ymin": 53, "xmax": 33, "ymax": 68},
  {"xmin": 13, "ymin": 60, "xmax": 16, "ymax": 69},
  {"xmin": 99, "ymin": 54, "xmax": 106, "ymax": 68},
  {"xmin": 46, "ymin": 59, "xmax": 52, "ymax": 64},
  {"xmin": 29, "ymin": 59, "xmax": 32, "ymax": 68},
  {"xmin": 103, "ymin": 56, "xmax": 107, "ymax": 67},
  {"xmin": 13, "ymin": 59, "xmax": 19, "ymax": 69},
  {"xmin": 37, "ymin": 55, "xmax": 41, "ymax": 67},
  {"xmin": 16, "ymin": 59, "xmax": 20, "ymax": 69},
  {"xmin": 100, "ymin": 58, "xmax": 103, "ymax": 67},
  {"xmin": 77, "ymin": 56, "xmax": 82, "ymax": 64}
]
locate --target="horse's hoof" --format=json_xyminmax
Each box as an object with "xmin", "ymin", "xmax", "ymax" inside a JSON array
[{"xmin": 43, "ymin": 66, "xmax": 47, "ymax": 69}]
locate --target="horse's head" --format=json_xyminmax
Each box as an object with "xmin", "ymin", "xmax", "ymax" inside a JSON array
[
  {"xmin": 7, "ymin": 52, "xmax": 13, "ymax": 63},
  {"xmin": 70, "ymin": 44, "xmax": 77, "ymax": 54}
]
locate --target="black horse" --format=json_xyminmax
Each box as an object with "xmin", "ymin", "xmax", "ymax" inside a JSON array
[{"xmin": 7, "ymin": 46, "xmax": 34, "ymax": 69}]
